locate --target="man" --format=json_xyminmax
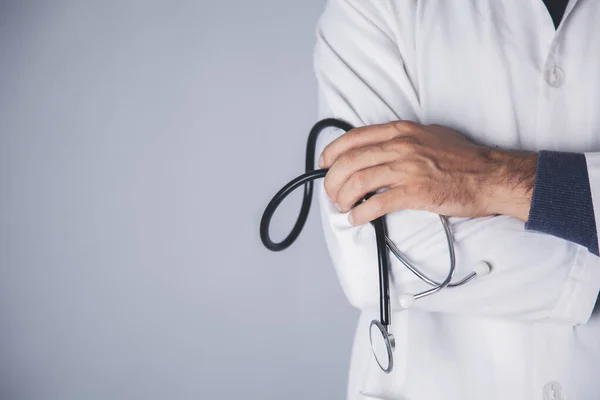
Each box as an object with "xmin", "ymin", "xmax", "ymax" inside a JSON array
[{"xmin": 313, "ymin": 0, "xmax": 600, "ymax": 399}]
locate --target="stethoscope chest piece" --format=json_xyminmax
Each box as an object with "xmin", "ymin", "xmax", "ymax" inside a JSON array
[{"xmin": 369, "ymin": 320, "xmax": 395, "ymax": 374}]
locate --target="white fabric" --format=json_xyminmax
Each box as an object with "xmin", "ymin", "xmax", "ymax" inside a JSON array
[{"xmin": 313, "ymin": 0, "xmax": 600, "ymax": 399}]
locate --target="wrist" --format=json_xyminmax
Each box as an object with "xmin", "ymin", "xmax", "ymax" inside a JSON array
[{"xmin": 484, "ymin": 149, "xmax": 537, "ymax": 221}]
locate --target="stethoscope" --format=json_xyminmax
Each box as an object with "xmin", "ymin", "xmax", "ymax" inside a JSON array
[{"xmin": 259, "ymin": 118, "xmax": 491, "ymax": 374}]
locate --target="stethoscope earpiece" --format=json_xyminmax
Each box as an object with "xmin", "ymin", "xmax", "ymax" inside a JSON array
[
  {"xmin": 398, "ymin": 293, "xmax": 415, "ymax": 309},
  {"xmin": 474, "ymin": 260, "xmax": 492, "ymax": 277}
]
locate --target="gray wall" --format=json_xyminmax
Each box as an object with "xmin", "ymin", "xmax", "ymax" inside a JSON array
[{"xmin": 0, "ymin": 1, "xmax": 358, "ymax": 399}]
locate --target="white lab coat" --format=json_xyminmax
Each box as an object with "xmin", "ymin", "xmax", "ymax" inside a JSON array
[{"xmin": 313, "ymin": 1, "xmax": 600, "ymax": 399}]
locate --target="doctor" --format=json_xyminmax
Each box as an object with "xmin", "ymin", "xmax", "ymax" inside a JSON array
[{"xmin": 313, "ymin": 0, "xmax": 600, "ymax": 399}]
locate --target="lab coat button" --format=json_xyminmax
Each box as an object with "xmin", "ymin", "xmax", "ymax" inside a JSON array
[
  {"xmin": 544, "ymin": 64, "xmax": 565, "ymax": 88},
  {"xmin": 543, "ymin": 381, "xmax": 565, "ymax": 400}
]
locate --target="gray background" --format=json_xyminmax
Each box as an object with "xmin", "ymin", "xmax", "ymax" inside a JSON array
[{"xmin": 0, "ymin": 1, "xmax": 357, "ymax": 399}]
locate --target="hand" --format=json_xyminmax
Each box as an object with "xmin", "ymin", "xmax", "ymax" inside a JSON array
[{"xmin": 318, "ymin": 121, "xmax": 537, "ymax": 225}]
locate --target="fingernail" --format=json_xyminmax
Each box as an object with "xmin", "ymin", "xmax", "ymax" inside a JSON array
[
  {"xmin": 318, "ymin": 154, "xmax": 324, "ymax": 168},
  {"xmin": 348, "ymin": 212, "xmax": 354, "ymax": 225}
]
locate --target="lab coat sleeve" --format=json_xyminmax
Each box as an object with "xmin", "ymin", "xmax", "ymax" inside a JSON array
[
  {"xmin": 313, "ymin": 0, "xmax": 421, "ymax": 309},
  {"xmin": 586, "ymin": 153, "xmax": 600, "ymax": 255},
  {"xmin": 526, "ymin": 151, "xmax": 599, "ymax": 255},
  {"xmin": 313, "ymin": 0, "xmax": 600, "ymax": 325}
]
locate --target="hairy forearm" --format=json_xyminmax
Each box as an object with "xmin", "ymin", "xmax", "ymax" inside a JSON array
[
  {"xmin": 484, "ymin": 149, "xmax": 598, "ymax": 255},
  {"xmin": 485, "ymin": 150, "xmax": 538, "ymax": 221}
]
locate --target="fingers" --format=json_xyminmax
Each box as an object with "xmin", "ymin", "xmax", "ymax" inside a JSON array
[
  {"xmin": 324, "ymin": 144, "xmax": 398, "ymax": 203},
  {"xmin": 324, "ymin": 135, "xmax": 421, "ymax": 203},
  {"xmin": 336, "ymin": 164, "xmax": 399, "ymax": 212},
  {"xmin": 319, "ymin": 120, "xmax": 421, "ymax": 169},
  {"xmin": 348, "ymin": 186, "xmax": 414, "ymax": 226}
]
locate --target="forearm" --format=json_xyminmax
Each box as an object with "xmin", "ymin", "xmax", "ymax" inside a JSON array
[
  {"xmin": 486, "ymin": 149, "xmax": 599, "ymax": 256},
  {"xmin": 481, "ymin": 149, "xmax": 537, "ymax": 221}
]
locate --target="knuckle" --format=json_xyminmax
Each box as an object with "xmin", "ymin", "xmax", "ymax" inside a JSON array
[
  {"xmin": 380, "ymin": 141, "xmax": 395, "ymax": 153},
  {"xmin": 345, "ymin": 128, "xmax": 366, "ymax": 146},
  {"xmin": 338, "ymin": 150, "xmax": 357, "ymax": 167},
  {"xmin": 386, "ymin": 162, "xmax": 400, "ymax": 174},
  {"xmin": 403, "ymin": 136, "xmax": 420, "ymax": 146},
  {"xmin": 391, "ymin": 136, "xmax": 419, "ymax": 151},
  {"xmin": 394, "ymin": 120, "xmax": 419, "ymax": 133},
  {"xmin": 388, "ymin": 138, "xmax": 404, "ymax": 151},
  {"xmin": 347, "ymin": 129, "xmax": 362, "ymax": 143},
  {"xmin": 383, "ymin": 140, "xmax": 399, "ymax": 152},
  {"xmin": 353, "ymin": 171, "xmax": 368, "ymax": 189}
]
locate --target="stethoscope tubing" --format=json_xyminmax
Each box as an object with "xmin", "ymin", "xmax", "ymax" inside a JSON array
[
  {"xmin": 260, "ymin": 118, "xmax": 353, "ymax": 252},
  {"xmin": 260, "ymin": 168, "xmax": 394, "ymax": 326}
]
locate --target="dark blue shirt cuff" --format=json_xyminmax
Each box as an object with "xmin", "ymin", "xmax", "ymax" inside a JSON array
[{"xmin": 525, "ymin": 150, "xmax": 599, "ymax": 256}]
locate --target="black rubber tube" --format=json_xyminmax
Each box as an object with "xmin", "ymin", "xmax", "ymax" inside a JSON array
[
  {"xmin": 259, "ymin": 118, "xmax": 353, "ymax": 251},
  {"xmin": 259, "ymin": 118, "xmax": 390, "ymax": 327}
]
